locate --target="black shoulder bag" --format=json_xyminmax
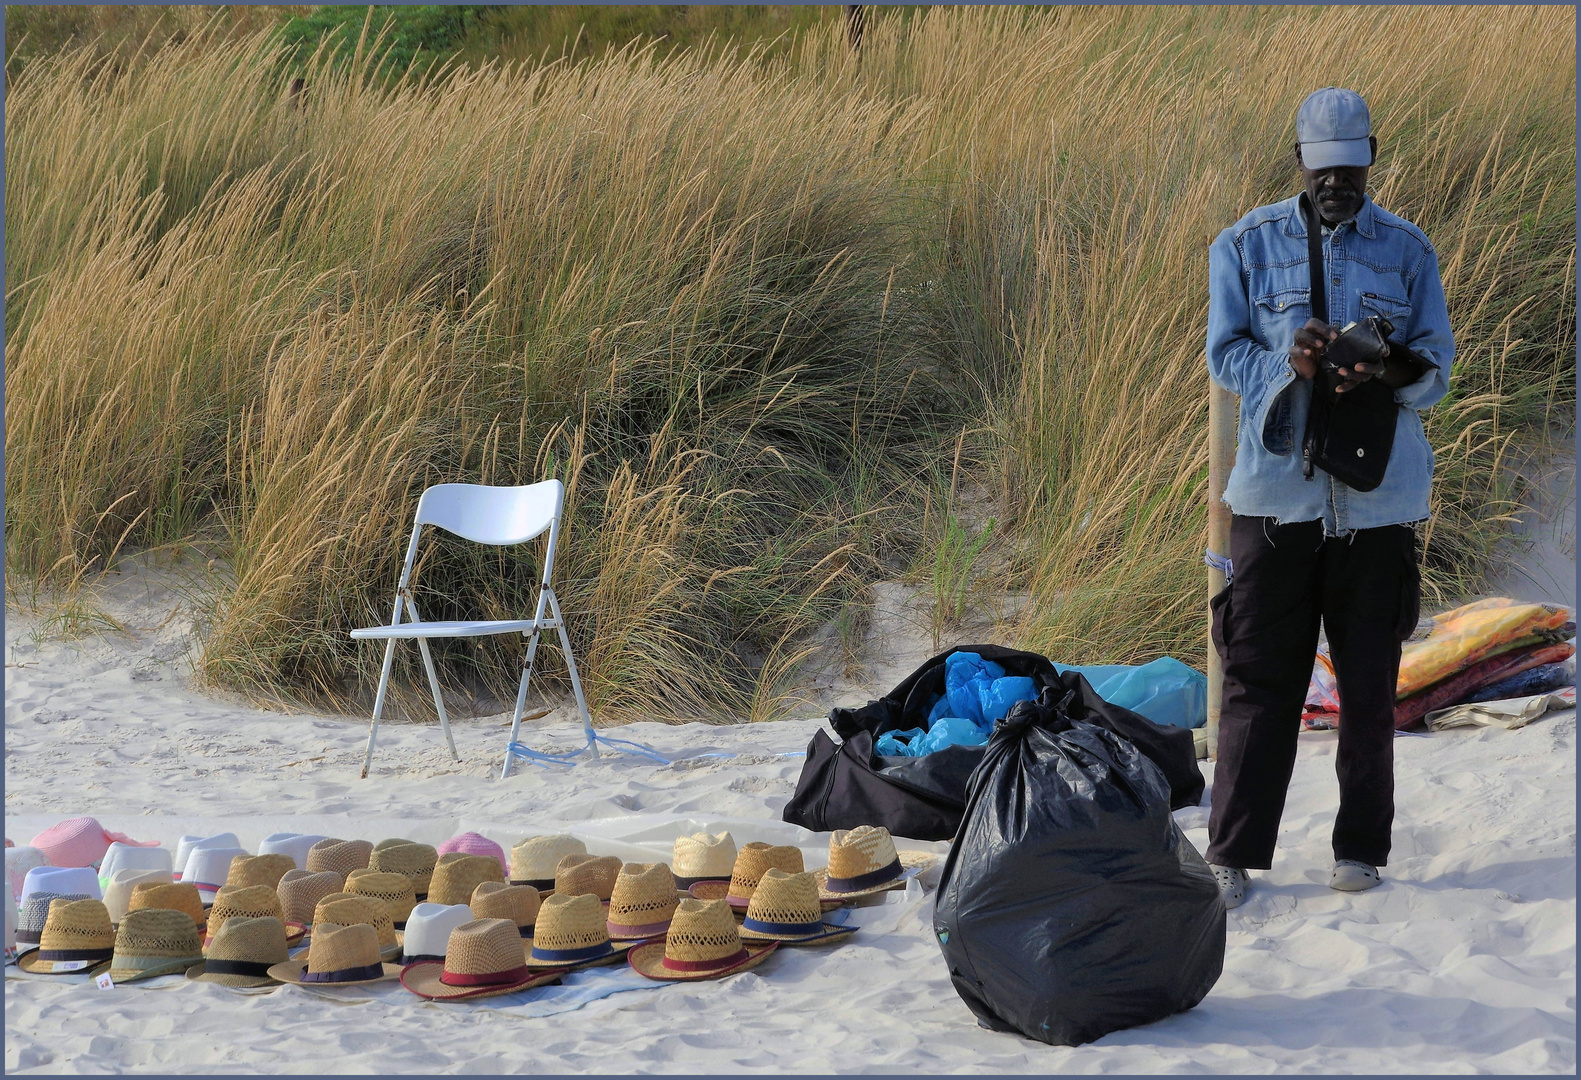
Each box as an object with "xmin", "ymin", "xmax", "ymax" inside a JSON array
[{"xmin": 1300, "ymin": 193, "xmax": 1399, "ymax": 493}]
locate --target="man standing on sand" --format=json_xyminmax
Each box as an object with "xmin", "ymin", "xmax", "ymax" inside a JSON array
[{"xmin": 1204, "ymin": 88, "xmax": 1454, "ymax": 908}]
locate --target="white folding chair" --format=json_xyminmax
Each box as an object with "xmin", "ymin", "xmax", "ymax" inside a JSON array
[{"xmin": 349, "ymin": 480, "xmax": 597, "ymax": 779}]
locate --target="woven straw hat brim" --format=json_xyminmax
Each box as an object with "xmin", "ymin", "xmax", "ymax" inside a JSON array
[
  {"xmin": 184, "ymin": 962, "xmax": 283, "ymax": 988},
  {"xmin": 522, "ymin": 939, "xmax": 634, "ymax": 972},
  {"xmin": 295, "ymin": 931, "xmax": 404, "ymax": 961},
  {"xmin": 811, "ymin": 863, "xmax": 923, "ymax": 901},
  {"xmin": 399, "ymin": 960, "xmax": 565, "ymax": 1001},
  {"xmin": 104, "ymin": 955, "xmax": 204, "ymax": 982},
  {"xmin": 738, "ymin": 922, "xmax": 857, "ymax": 946},
  {"xmin": 627, "ymin": 939, "xmax": 777, "ymax": 981},
  {"xmin": 16, "ymin": 950, "xmax": 113, "ymax": 975},
  {"xmin": 264, "ymin": 960, "xmax": 404, "ymax": 986}
]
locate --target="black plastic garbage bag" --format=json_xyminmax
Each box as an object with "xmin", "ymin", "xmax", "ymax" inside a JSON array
[
  {"xmin": 933, "ymin": 676, "xmax": 1225, "ymax": 1046},
  {"xmin": 782, "ymin": 645, "xmax": 1203, "ymax": 841}
]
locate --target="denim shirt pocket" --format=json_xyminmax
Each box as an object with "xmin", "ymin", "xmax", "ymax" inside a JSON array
[
  {"xmin": 1251, "ymin": 287, "xmax": 1309, "ymax": 454},
  {"xmin": 1359, "ymin": 291, "xmax": 1412, "ymax": 334}
]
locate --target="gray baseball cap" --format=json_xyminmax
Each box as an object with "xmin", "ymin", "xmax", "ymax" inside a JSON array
[{"xmin": 1296, "ymin": 88, "xmax": 1372, "ymax": 169}]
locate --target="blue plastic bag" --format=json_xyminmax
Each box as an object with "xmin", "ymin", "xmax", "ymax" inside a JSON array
[{"xmin": 1052, "ymin": 657, "xmax": 1207, "ymax": 730}]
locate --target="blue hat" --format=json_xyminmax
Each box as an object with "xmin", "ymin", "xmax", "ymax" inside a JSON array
[{"xmin": 1296, "ymin": 88, "xmax": 1373, "ymax": 169}]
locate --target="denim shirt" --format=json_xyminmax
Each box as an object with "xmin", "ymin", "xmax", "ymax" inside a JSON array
[{"xmin": 1207, "ymin": 194, "xmax": 1454, "ymax": 535}]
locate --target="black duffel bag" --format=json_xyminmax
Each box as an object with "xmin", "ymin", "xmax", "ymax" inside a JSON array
[
  {"xmin": 934, "ymin": 688, "xmax": 1226, "ymax": 1045},
  {"xmin": 781, "ymin": 645, "xmax": 1204, "ymax": 841}
]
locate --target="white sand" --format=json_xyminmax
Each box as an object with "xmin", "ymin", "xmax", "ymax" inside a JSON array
[{"xmin": 4, "ymin": 556, "xmax": 1575, "ymax": 1073}]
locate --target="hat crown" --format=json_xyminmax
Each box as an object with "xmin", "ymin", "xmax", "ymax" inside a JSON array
[
  {"xmin": 609, "ymin": 863, "xmax": 680, "ymax": 923},
  {"xmin": 510, "ymin": 834, "xmax": 586, "ymax": 880},
  {"xmin": 827, "ymin": 826, "xmax": 899, "ymax": 878},
  {"xmin": 744, "ymin": 868, "xmax": 822, "ymax": 923},
  {"xmin": 672, "ymin": 832, "xmax": 736, "ymax": 875},
  {"xmin": 104, "ymin": 869, "xmax": 172, "ymax": 921},
  {"xmin": 534, "ymin": 893, "xmax": 610, "ymax": 951},
  {"xmin": 276, "ymin": 870, "xmax": 344, "ymax": 925},
  {"xmin": 442, "ymin": 918, "xmax": 525, "ymax": 976},
  {"xmin": 40, "ymin": 898, "xmax": 114, "ymax": 950},
  {"xmin": 664, "ymin": 898, "xmax": 744, "ymax": 963},
  {"xmin": 225, "ymin": 854, "xmax": 295, "ymax": 890},
  {"xmin": 402, "ymin": 903, "xmax": 472, "ymax": 957},
  {"xmin": 346, "ymin": 871, "xmax": 416, "ymax": 914},
  {"xmin": 17, "ymin": 892, "xmax": 85, "ymax": 935},
  {"xmin": 554, "ymin": 854, "xmax": 622, "ymax": 900},
  {"xmin": 113, "ymin": 908, "xmax": 201, "ymax": 959},
  {"xmin": 305, "ymin": 922, "xmax": 381, "ymax": 973},
  {"xmin": 1297, "ymin": 87, "xmax": 1371, "ymax": 143},
  {"xmin": 206, "ymin": 915, "xmax": 288, "ymax": 964},
  {"xmin": 128, "ymin": 881, "xmax": 206, "ymax": 926},
  {"xmin": 368, "ymin": 842, "xmax": 438, "ymax": 877},
  {"xmin": 209, "ymin": 885, "xmax": 284, "ymax": 937},
  {"xmin": 428, "ymin": 854, "xmax": 505, "ymax": 906},
  {"xmin": 470, "ymin": 881, "xmax": 539, "ymax": 926},
  {"xmin": 313, "ymin": 894, "xmax": 394, "ymax": 943},
  {"xmin": 305, "ymin": 839, "xmax": 373, "ymax": 877},
  {"xmin": 729, "ymin": 843, "xmax": 804, "ymax": 898}
]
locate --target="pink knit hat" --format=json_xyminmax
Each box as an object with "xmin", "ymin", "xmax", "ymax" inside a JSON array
[
  {"xmin": 29, "ymin": 818, "xmax": 159, "ymax": 869},
  {"xmin": 436, "ymin": 833, "xmax": 506, "ymax": 874}
]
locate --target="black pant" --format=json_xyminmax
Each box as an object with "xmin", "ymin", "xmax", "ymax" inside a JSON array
[{"xmin": 1206, "ymin": 516, "xmax": 1419, "ymax": 870}]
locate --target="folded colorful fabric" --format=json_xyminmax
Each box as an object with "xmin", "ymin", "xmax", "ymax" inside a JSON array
[
  {"xmin": 1394, "ymin": 642, "xmax": 1574, "ymax": 730},
  {"xmin": 1464, "ymin": 660, "xmax": 1574, "ymax": 704},
  {"xmin": 1396, "ymin": 599, "xmax": 1570, "ymax": 700}
]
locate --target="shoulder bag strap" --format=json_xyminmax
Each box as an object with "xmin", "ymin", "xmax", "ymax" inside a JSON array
[{"xmin": 1300, "ymin": 192, "xmax": 1330, "ymax": 480}]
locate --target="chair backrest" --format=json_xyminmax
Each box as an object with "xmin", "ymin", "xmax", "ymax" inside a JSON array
[{"xmin": 413, "ymin": 481, "xmax": 564, "ymax": 547}]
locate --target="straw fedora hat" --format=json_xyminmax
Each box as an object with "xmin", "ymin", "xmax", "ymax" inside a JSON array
[
  {"xmin": 312, "ymin": 895, "xmax": 401, "ymax": 960},
  {"xmin": 509, "ymin": 835, "xmax": 586, "ymax": 888},
  {"xmin": 182, "ymin": 847, "xmax": 249, "ymax": 904},
  {"xmin": 257, "ymin": 833, "xmax": 329, "ymax": 870},
  {"xmin": 739, "ymin": 870, "xmax": 857, "ymax": 946},
  {"xmin": 305, "ymin": 839, "xmax": 373, "ymax": 879},
  {"xmin": 470, "ymin": 882, "xmax": 540, "ymax": 938},
  {"xmin": 401, "ymin": 918, "xmax": 564, "ymax": 1001},
  {"xmin": 437, "ymin": 833, "xmax": 507, "ymax": 875},
  {"xmin": 173, "ymin": 833, "xmax": 241, "ymax": 880},
  {"xmin": 345, "ymin": 871, "xmax": 417, "ymax": 927},
  {"xmin": 225, "ymin": 854, "xmax": 296, "ymax": 893},
  {"xmin": 206, "ymin": 885, "xmax": 303, "ymax": 950},
  {"xmin": 553, "ymin": 854, "xmax": 622, "ymax": 901},
  {"xmin": 104, "ymin": 868, "xmax": 173, "ymax": 924},
  {"xmin": 368, "ymin": 842, "xmax": 438, "ymax": 897},
  {"xmin": 427, "ymin": 853, "xmax": 505, "ymax": 906},
  {"xmin": 98, "ymin": 843, "xmax": 173, "ymax": 892},
  {"xmin": 266, "ymin": 923, "xmax": 402, "ymax": 986},
  {"xmin": 671, "ymin": 832, "xmax": 737, "ymax": 888},
  {"xmin": 20, "ymin": 866, "xmax": 102, "ymax": 906},
  {"xmin": 525, "ymin": 893, "xmax": 635, "ymax": 971},
  {"xmin": 812, "ymin": 826, "xmax": 928, "ymax": 901},
  {"xmin": 277, "ymin": 870, "xmax": 344, "ymax": 926},
  {"xmin": 186, "ymin": 915, "xmax": 290, "ymax": 987},
  {"xmin": 690, "ymin": 843, "xmax": 804, "ymax": 910},
  {"xmin": 607, "ymin": 863, "xmax": 682, "ymax": 941},
  {"xmin": 99, "ymin": 908, "xmax": 204, "ymax": 983},
  {"xmin": 128, "ymin": 881, "xmax": 207, "ymax": 933},
  {"xmin": 399, "ymin": 903, "xmax": 473, "ymax": 964},
  {"xmin": 16, "ymin": 898, "xmax": 116, "ymax": 974},
  {"xmin": 627, "ymin": 898, "xmax": 778, "ymax": 982},
  {"xmin": 15, "ymin": 892, "xmax": 90, "ymax": 952}
]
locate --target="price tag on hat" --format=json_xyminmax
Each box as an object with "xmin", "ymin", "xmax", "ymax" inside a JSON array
[{"xmin": 94, "ymin": 972, "xmax": 114, "ymax": 990}]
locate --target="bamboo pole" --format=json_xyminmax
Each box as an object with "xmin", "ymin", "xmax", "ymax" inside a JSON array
[{"xmin": 1205, "ymin": 374, "xmax": 1237, "ymax": 760}]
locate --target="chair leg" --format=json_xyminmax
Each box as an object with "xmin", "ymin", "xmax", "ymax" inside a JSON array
[
  {"xmin": 501, "ymin": 629, "xmax": 545, "ymax": 780},
  {"xmin": 547, "ymin": 589, "xmax": 597, "ymax": 760},
  {"xmin": 416, "ymin": 638, "xmax": 459, "ymax": 762},
  {"xmin": 360, "ymin": 639, "xmax": 399, "ymax": 779}
]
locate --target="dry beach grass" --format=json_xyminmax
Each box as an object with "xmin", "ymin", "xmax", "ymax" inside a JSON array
[{"xmin": 4, "ymin": 6, "xmax": 1574, "ymax": 723}]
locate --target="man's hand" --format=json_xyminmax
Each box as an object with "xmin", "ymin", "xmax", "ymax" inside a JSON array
[{"xmin": 1288, "ymin": 318, "xmax": 1337, "ymax": 381}]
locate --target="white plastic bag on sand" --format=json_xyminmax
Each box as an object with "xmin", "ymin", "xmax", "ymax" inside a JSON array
[{"xmin": 1424, "ymin": 687, "xmax": 1575, "ymax": 731}]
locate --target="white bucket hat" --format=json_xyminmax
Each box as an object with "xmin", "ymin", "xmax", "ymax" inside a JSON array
[
  {"xmin": 20, "ymin": 866, "xmax": 102, "ymax": 906},
  {"xmin": 98, "ymin": 843, "xmax": 174, "ymax": 892},
  {"xmin": 172, "ymin": 834, "xmax": 241, "ymax": 880},
  {"xmin": 398, "ymin": 902, "xmax": 473, "ymax": 965},
  {"xmin": 6, "ymin": 847, "xmax": 47, "ymax": 903},
  {"xmin": 103, "ymin": 868, "xmax": 173, "ymax": 924},
  {"xmin": 181, "ymin": 846, "xmax": 249, "ymax": 903},
  {"xmin": 258, "ymin": 833, "xmax": 330, "ymax": 870},
  {"xmin": 509, "ymin": 835, "xmax": 587, "ymax": 888}
]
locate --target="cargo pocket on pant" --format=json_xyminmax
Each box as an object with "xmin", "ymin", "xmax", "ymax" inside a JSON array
[
  {"xmin": 1395, "ymin": 529, "xmax": 1421, "ymax": 641},
  {"xmin": 1211, "ymin": 583, "xmax": 1233, "ymax": 661}
]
